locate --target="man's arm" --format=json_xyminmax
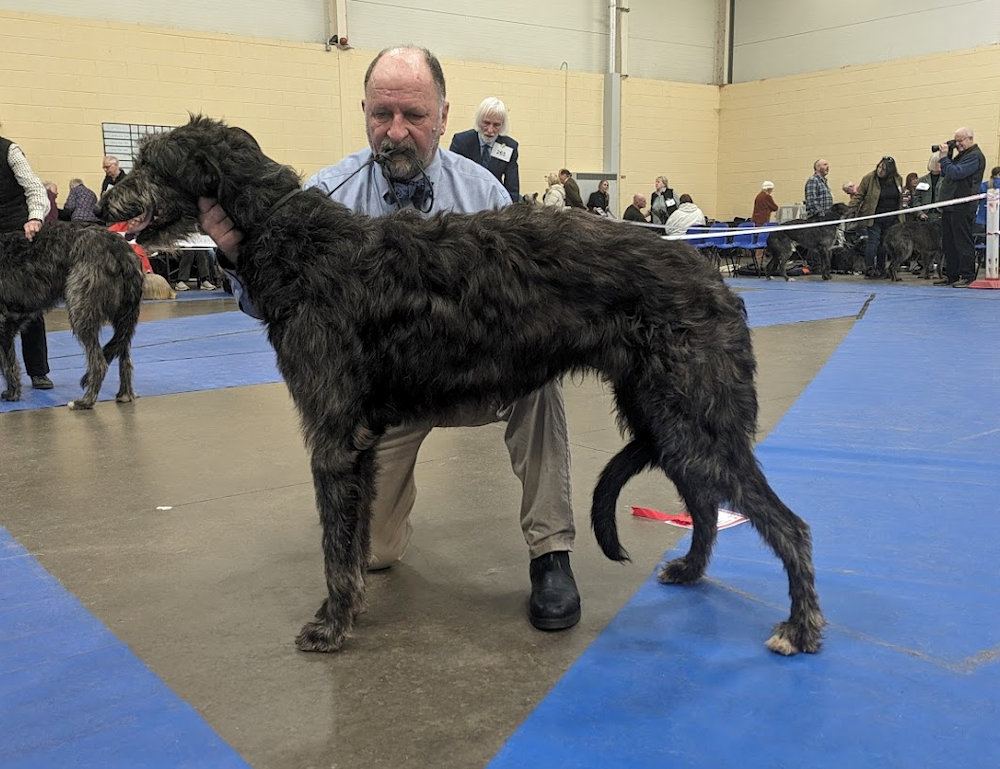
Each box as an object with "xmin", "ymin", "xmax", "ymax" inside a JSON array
[
  {"xmin": 804, "ymin": 177, "xmax": 820, "ymax": 216},
  {"xmin": 7, "ymin": 144, "xmax": 49, "ymax": 239},
  {"xmin": 940, "ymin": 151, "xmax": 983, "ymax": 181},
  {"xmin": 503, "ymin": 140, "xmax": 519, "ymax": 200}
]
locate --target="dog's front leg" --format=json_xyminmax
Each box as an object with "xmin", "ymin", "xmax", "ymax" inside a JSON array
[
  {"xmin": 0, "ymin": 320, "xmax": 22, "ymax": 401},
  {"xmin": 295, "ymin": 443, "xmax": 377, "ymax": 652}
]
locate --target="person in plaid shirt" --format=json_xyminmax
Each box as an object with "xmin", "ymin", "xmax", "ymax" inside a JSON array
[{"xmin": 804, "ymin": 158, "xmax": 833, "ymax": 217}]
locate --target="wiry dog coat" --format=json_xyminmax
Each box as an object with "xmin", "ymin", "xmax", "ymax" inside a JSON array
[
  {"xmin": 98, "ymin": 116, "xmax": 824, "ymax": 656},
  {"xmin": 0, "ymin": 222, "xmax": 142, "ymax": 409}
]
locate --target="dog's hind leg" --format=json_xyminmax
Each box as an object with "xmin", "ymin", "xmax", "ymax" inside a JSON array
[
  {"xmin": 67, "ymin": 309, "xmax": 108, "ymax": 410},
  {"xmin": 0, "ymin": 319, "xmax": 23, "ymax": 401},
  {"xmin": 295, "ymin": 440, "xmax": 376, "ymax": 652},
  {"xmin": 106, "ymin": 307, "xmax": 139, "ymax": 403},
  {"xmin": 730, "ymin": 461, "xmax": 824, "ymax": 654}
]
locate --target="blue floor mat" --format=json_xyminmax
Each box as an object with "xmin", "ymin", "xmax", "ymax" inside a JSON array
[
  {"xmin": 488, "ymin": 287, "xmax": 1000, "ymax": 767},
  {"xmin": 0, "ymin": 311, "xmax": 281, "ymax": 413},
  {"xmin": 0, "ymin": 530, "xmax": 251, "ymax": 769}
]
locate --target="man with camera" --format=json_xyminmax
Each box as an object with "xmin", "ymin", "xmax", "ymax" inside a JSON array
[{"xmin": 933, "ymin": 128, "xmax": 986, "ymax": 287}]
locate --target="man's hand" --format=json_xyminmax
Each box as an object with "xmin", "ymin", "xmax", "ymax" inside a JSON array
[
  {"xmin": 938, "ymin": 141, "xmax": 951, "ymax": 159},
  {"xmin": 198, "ymin": 197, "xmax": 243, "ymax": 265},
  {"xmin": 23, "ymin": 219, "xmax": 41, "ymax": 241}
]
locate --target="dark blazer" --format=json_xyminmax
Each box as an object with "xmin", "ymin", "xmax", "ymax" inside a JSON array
[{"xmin": 449, "ymin": 129, "xmax": 519, "ymax": 201}]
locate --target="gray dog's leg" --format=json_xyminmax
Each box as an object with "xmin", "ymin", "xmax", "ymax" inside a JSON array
[{"xmin": 0, "ymin": 320, "xmax": 23, "ymax": 401}]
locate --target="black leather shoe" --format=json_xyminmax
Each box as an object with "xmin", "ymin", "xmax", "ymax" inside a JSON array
[
  {"xmin": 30, "ymin": 375, "xmax": 53, "ymax": 390},
  {"xmin": 528, "ymin": 551, "xmax": 581, "ymax": 631}
]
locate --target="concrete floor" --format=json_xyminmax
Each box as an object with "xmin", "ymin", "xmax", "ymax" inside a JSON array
[{"xmin": 1, "ymin": 288, "xmax": 856, "ymax": 769}]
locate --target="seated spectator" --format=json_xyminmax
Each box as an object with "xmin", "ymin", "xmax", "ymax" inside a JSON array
[
  {"xmin": 662, "ymin": 193, "xmax": 706, "ymax": 236},
  {"xmin": 752, "ymin": 181, "xmax": 778, "ymax": 225},
  {"xmin": 43, "ymin": 181, "xmax": 59, "ymax": 223},
  {"xmin": 586, "ymin": 179, "xmax": 614, "ymax": 217},
  {"xmin": 60, "ymin": 178, "xmax": 101, "ymax": 222},
  {"xmin": 623, "ymin": 193, "xmax": 647, "ymax": 222},
  {"xmin": 174, "ymin": 250, "xmax": 217, "ymax": 292},
  {"xmin": 108, "ymin": 220, "xmax": 154, "ymax": 274},
  {"xmin": 542, "ymin": 172, "xmax": 565, "ymax": 208}
]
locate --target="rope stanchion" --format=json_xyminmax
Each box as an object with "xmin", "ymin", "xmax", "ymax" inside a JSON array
[{"xmin": 969, "ymin": 188, "xmax": 999, "ymax": 289}]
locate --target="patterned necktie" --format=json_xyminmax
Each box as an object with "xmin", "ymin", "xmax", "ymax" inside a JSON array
[
  {"xmin": 383, "ymin": 179, "xmax": 431, "ymax": 209},
  {"xmin": 481, "ymin": 143, "xmax": 491, "ymax": 167}
]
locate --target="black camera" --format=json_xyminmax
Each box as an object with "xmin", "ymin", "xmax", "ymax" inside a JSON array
[{"xmin": 931, "ymin": 139, "xmax": 957, "ymax": 152}]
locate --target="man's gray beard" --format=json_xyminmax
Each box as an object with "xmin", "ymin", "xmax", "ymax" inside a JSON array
[{"xmin": 377, "ymin": 142, "xmax": 425, "ymax": 182}]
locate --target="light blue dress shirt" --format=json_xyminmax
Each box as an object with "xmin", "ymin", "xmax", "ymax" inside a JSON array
[{"xmin": 226, "ymin": 147, "xmax": 511, "ymax": 317}]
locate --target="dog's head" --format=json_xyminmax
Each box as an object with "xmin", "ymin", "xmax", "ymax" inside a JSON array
[
  {"xmin": 97, "ymin": 115, "xmax": 298, "ymax": 248},
  {"xmin": 828, "ymin": 202, "xmax": 849, "ymax": 220}
]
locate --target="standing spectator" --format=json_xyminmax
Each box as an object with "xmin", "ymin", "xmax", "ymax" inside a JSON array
[
  {"xmin": 935, "ymin": 127, "xmax": 986, "ymax": 287},
  {"xmin": 60, "ymin": 178, "xmax": 101, "ymax": 222},
  {"xmin": 101, "ymin": 156, "xmax": 126, "ymax": 194},
  {"xmin": 913, "ymin": 154, "xmax": 943, "ymax": 221},
  {"xmin": 0, "ymin": 124, "xmax": 53, "ymax": 389},
  {"xmin": 198, "ymin": 45, "xmax": 582, "ymax": 632},
  {"xmin": 752, "ymin": 181, "xmax": 778, "ymax": 226},
  {"xmin": 586, "ymin": 179, "xmax": 614, "ymax": 217},
  {"xmin": 449, "ymin": 96, "xmax": 519, "ymax": 201},
  {"xmin": 42, "ymin": 181, "xmax": 58, "ymax": 223},
  {"xmin": 805, "ymin": 159, "xmax": 833, "ymax": 217},
  {"xmin": 558, "ymin": 168, "xmax": 585, "ymax": 209},
  {"xmin": 649, "ymin": 175, "xmax": 676, "ymax": 225},
  {"xmin": 849, "ymin": 156, "xmax": 903, "ymax": 278},
  {"xmin": 542, "ymin": 172, "xmax": 565, "ymax": 207},
  {"xmin": 623, "ymin": 193, "xmax": 647, "ymax": 222},
  {"xmin": 662, "ymin": 194, "xmax": 706, "ymax": 236}
]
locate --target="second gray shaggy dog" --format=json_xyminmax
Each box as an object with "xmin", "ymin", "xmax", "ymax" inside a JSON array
[
  {"xmin": 0, "ymin": 222, "xmax": 142, "ymax": 409},
  {"xmin": 98, "ymin": 116, "xmax": 824, "ymax": 656}
]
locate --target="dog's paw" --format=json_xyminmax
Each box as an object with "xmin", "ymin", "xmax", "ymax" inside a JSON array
[
  {"xmin": 1, "ymin": 389, "xmax": 20, "ymax": 402},
  {"xmin": 295, "ymin": 619, "xmax": 347, "ymax": 653},
  {"xmin": 658, "ymin": 557, "xmax": 703, "ymax": 585},
  {"xmin": 766, "ymin": 620, "xmax": 823, "ymax": 656},
  {"xmin": 115, "ymin": 392, "xmax": 136, "ymax": 403},
  {"xmin": 67, "ymin": 399, "xmax": 95, "ymax": 411}
]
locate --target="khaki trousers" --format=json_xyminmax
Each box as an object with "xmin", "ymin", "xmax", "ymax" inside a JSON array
[{"xmin": 369, "ymin": 381, "xmax": 575, "ymax": 568}]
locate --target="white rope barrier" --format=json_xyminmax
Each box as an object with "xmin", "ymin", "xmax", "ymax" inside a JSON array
[{"xmin": 650, "ymin": 192, "xmax": 987, "ymax": 242}]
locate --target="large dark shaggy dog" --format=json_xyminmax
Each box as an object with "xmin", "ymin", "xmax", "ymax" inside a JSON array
[
  {"xmin": 98, "ymin": 116, "xmax": 824, "ymax": 656},
  {"xmin": 0, "ymin": 223, "xmax": 142, "ymax": 409},
  {"xmin": 883, "ymin": 218, "xmax": 943, "ymax": 281},
  {"xmin": 764, "ymin": 204, "xmax": 849, "ymax": 280}
]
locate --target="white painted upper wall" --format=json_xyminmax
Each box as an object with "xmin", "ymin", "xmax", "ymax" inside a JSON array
[
  {"xmin": 732, "ymin": 0, "xmax": 1000, "ymax": 83},
  {"xmin": 0, "ymin": 0, "xmax": 720, "ymax": 84}
]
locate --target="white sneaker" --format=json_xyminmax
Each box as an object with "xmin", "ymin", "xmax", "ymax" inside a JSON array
[
  {"xmin": 199, "ymin": 280, "xmax": 217, "ymax": 291},
  {"xmin": 173, "ymin": 282, "xmax": 190, "ymax": 291}
]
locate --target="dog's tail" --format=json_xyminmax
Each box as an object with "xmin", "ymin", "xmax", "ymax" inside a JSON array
[{"xmin": 591, "ymin": 439, "xmax": 656, "ymax": 562}]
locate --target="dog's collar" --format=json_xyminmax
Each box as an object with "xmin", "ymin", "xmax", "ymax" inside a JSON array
[{"xmin": 264, "ymin": 188, "xmax": 301, "ymax": 221}]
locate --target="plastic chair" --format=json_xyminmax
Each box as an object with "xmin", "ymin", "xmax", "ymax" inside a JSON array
[
  {"xmin": 683, "ymin": 226, "xmax": 711, "ymax": 250},
  {"xmin": 728, "ymin": 221, "xmax": 757, "ymax": 275}
]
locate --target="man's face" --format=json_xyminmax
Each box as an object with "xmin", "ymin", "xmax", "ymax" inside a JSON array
[
  {"xmin": 477, "ymin": 113, "xmax": 502, "ymax": 143},
  {"xmin": 816, "ymin": 160, "xmax": 829, "ymax": 177},
  {"xmin": 558, "ymin": 171, "xmax": 568, "ymax": 184},
  {"xmin": 635, "ymin": 195, "xmax": 646, "ymax": 208},
  {"xmin": 103, "ymin": 159, "xmax": 118, "ymax": 178},
  {"xmin": 954, "ymin": 131, "xmax": 974, "ymax": 152},
  {"xmin": 363, "ymin": 50, "xmax": 449, "ymax": 181}
]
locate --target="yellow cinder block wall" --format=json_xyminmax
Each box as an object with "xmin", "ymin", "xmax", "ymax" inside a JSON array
[
  {"xmin": 3, "ymin": 10, "xmax": 999, "ymax": 225},
  {"xmin": 717, "ymin": 45, "xmax": 1000, "ymax": 222}
]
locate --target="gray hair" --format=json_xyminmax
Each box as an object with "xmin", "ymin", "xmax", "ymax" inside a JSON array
[
  {"xmin": 927, "ymin": 153, "xmax": 941, "ymax": 172},
  {"xmin": 69, "ymin": 178, "xmax": 83, "ymax": 188},
  {"xmin": 474, "ymin": 97, "xmax": 509, "ymax": 134},
  {"xmin": 364, "ymin": 46, "xmax": 446, "ymax": 104}
]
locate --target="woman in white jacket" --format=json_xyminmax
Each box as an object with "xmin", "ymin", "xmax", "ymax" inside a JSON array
[
  {"xmin": 662, "ymin": 194, "xmax": 706, "ymax": 235},
  {"xmin": 543, "ymin": 172, "xmax": 566, "ymax": 207}
]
